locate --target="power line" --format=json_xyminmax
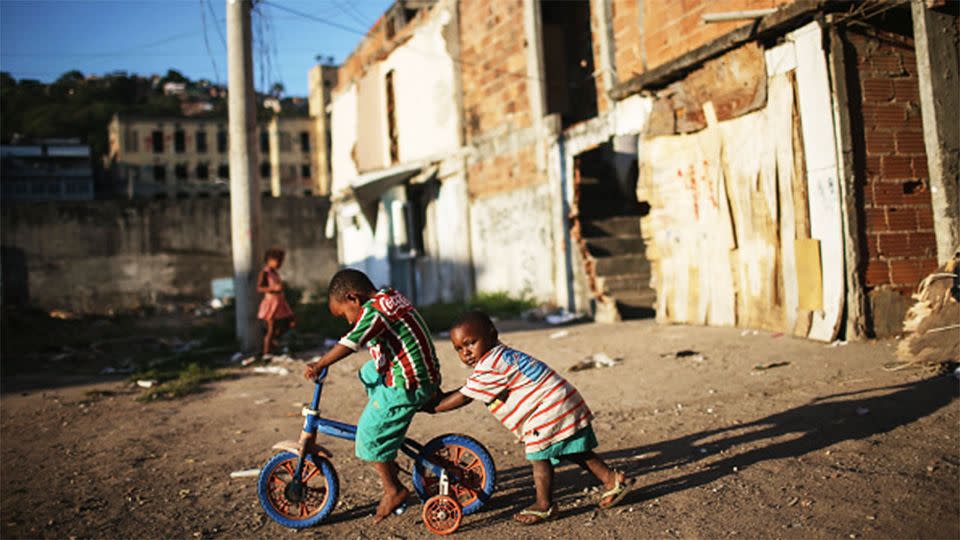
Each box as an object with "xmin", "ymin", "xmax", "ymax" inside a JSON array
[{"xmin": 199, "ymin": 0, "xmax": 222, "ymax": 85}]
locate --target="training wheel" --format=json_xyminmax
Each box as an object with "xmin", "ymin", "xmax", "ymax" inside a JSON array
[{"xmin": 422, "ymin": 494, "xmax": 462, "ymax": 535}]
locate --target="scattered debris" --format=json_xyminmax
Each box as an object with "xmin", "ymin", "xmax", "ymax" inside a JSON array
[
  {"xmin": 545, "ymin": 310, "xmax": 580, "ymax": 325},
  {"xmin": 770, "ymin": 332, "xmax": 784, "ymax": 339},
  {"xmin": 826, "ymin": 340, "xmax": 849, "ymax": 348},
  {"xmin": 549, "ymin": 330, "xmax": 570, "ymax": 339},
  {"xmin": 570, "ymin": 352, "xmax": 622, "ymax": 372},
  {"xmin": 856, "ymin": 407, "xmax": 870, "ymax": 416},
  {"xmin": 231, "ymin": 352, "xmax": 245, "ymax": 364},
  {"xmin": 241, "ymin": 356, "xmax": 258, "ymax": 367},
  {"xmin": 896, "ymin": 253, "xmax": 960, "ymax": 368},
  {"xmin": 230, "ymin": 469, "xmax": 260, "ymax": 479},
  {"xmin": 136, "ymin": 379, "xmax": 158, "ymax": 389},
  {"xmin": 663, "ymin": 350, "xmax": 706, "ymax": 362},
  {"xmin": 752, "ymin": 361, "xmax": 790, "ymax": 371},
  {"xmin": 254, "ymin": 398, "xmax": 272, "ymax": 405},
  {"xmin": 49, "ymin": 309, "xmax": 76, "ymax": 320},
  {"xmin": 253, "ymin": 366, "xmax": 290, "ymax": 376}
]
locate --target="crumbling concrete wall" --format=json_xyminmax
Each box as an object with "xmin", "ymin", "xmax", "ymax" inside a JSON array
[{"xmin": 0, "ymin": 197, "xmax": 338, "ymax": 313}]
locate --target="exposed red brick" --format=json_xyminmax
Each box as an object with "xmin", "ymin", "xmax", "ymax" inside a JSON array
[
  {"xmin": 865, "ymin": 258, "xmax": 890, "ymax": 286},
  {"xmin": 864, "ymin": 207, "xmax": 887, "ymax": 231},
  {"xmin": 865, "ymin": 155, "xmax": 882, "ymax": 176},
  {"xmin": 892, "ymin": 78, "xmax": 920, "ymax": 101},
  {"xmin": 870, "ymin": 54, "xmax": 904, "ymax": 75},
  {"xmin": 884, "ymin": 207, "xmax": 917, "ymax": 231},
  {"xmin": 910, "ymin": 232, "xmax": 938, "ymax": 256},
  {"xmin": 912, "ymin": 156, "xmax": 929, "ymax": 178},
  {"xmin": 895, "ymin": 130, "xmax": 926, "ymax": 155},
  {"xmin": 889, "ymin": 258, "xmax": 937, "ymax": 286},
  {"xmin": 881, "ymin": 155, "xmax": 913, "ymax": 179},
  {"xmin": 861, "ymin": 78, "xmax": 894, "ymax": 102},
  {"xmin": 916, "ymin": 206, "xmax": 935, "ymax": 229},
  {"xmin": 864, "ymin": 129, "xmax": 895, "ymax": 155},
  {"xmin": 874, "ymin": 103, "xmax": 907, "ymax": 125},
  {"xmin": 877, "ymin": 232, "xmax": 912, "ymax": 257}
]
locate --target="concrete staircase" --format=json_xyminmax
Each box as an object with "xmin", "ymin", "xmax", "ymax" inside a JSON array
[{"xmin": 577, "ymin": 177, "xmax": 655, "ymax": 321}]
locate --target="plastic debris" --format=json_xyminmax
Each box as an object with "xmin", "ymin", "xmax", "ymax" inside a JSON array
[
  {"xmin": 826, "ymin": 340, "xmax": 849, "ymax": 348},
  {"xmin": 570, "ymin": 352, "xmax": 622, "ymax": 372},
  {"xmin": 230, "ymin": 468, "xmax": 260, "ymax": 479},
  {"xmin": 210, "ymin": 298, "xmax": 225, "ymax": 310},
  {"xmin": 254, "ymin": 398, "xmax": 272, "ymax": 405},
  {"xmin": 136, "ymin": 379, "xmax": 158, "ymax": 388},
  {"xmin": 253, "ymin": 366, "xmax": 290, "ymax": 376},
  {"xmin": 546, "ymin": 310, "xmax": 579, "ymax": 325},
  {"xmin": 231, "ymin": 352, "xmax": 244, "ymax": 363},
  {"xmin": 549, "ymin": 330, "xmax": 570, "ymax": 339},
  {"xmin": 856, "ymin": 407, "xmax": 870, "ymax": 416},
  {"xmin": 241, "ymin": 356, "xmax": 258, "ymax": 367}
]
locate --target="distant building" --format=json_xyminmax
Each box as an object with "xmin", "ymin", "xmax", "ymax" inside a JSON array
[
  {"xmin": 107, "ymin": 113, "xmax": 317, "ymax": 198},
  {"xmin": 0, "ymin": 141, "xmax": 95, "ymax": 201},
  {"xmin": 163, "ymin": 82, "xmax": 187, "ymax": 96},
  {"xmin": 308, "ymin": 63, "xmax": 338, "ymax": 196}
]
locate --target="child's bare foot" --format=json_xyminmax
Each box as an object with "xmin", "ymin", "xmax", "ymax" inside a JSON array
[
  {"xmin": 599, "ymin": 471, "xmax": 632, "ymax": 509},
  {"xmin": 373, "ymin": 486, "xmax": 409, "ymax": 524},
  {"xmin": 513, "ymin": 502, "xmax": 556, "ymax": 525}
]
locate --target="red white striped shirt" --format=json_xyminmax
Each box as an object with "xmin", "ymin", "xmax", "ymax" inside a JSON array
[{"xmin": 459, "ymin": 344, "xmax": 593, "ymax": 453}]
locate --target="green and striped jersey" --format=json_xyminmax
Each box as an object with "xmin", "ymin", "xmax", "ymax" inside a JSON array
[{"xmin": 338, "ymin": 288, "xmax": 441, "ymax": 389}]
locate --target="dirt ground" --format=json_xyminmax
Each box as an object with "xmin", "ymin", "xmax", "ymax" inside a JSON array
[{"xmin": 2, "ymin": 319, "xmax": 958, "ymax": 539}]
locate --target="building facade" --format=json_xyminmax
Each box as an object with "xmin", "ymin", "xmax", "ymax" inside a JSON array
[
  {"xmin": 107, "ymin": 114, "xmax": 317, "ymax": 198},
  {"xmin": 322, "ymin": 0, "xmax": 958, "ymax": 339},
  {"xmin": 1, "ymin": 141, "xmax": 95, "ymax": 201}
]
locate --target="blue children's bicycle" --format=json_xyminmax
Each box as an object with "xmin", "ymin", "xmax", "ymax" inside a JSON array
[{"xmin": 257, "ymin": 368, "xmax": 496, "ymax": 535}]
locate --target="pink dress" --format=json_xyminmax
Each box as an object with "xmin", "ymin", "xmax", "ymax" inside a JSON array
[{"xmin": 257, "ymin": 266, "xmax": 294, "ymax": 321}]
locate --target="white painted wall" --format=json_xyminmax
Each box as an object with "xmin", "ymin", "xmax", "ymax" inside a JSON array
[
  {"xmin": 335, "ymin": 199, "xmax": 391, "ymax": 288},
  {"xmin": 381, "ymin": 5, "xmax": 461, "ymax": 163},
  {"xmin": 330, "ymin": 83, "xmax": 358, "ymax": 195},
  {"xmin": 469, "ymin": 183, "xmax": 556, "ymax": 303}
]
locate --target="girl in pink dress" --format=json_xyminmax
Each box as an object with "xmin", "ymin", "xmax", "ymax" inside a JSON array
[{"xmin": 257, "ymin": 248, "xmax": 296, "ymax": 357}]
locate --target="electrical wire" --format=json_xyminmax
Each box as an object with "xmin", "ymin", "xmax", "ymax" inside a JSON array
[{"xmin": 199, "ymin": 0, "xmax": 222, "ymax": 85}]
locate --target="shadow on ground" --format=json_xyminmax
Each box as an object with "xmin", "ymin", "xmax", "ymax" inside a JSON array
[{"xmin": 461, "ymin": 375, "xmax": 958, "ymax": 530}]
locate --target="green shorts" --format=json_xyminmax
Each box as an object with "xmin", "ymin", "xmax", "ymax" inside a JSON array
[
  {"xmin": 525, "ymin": 425, "xmax": 598, "ymax": 465},
  {"xmin": 355, "ymin": 360, "xmax": 437, "ymax": 462}
]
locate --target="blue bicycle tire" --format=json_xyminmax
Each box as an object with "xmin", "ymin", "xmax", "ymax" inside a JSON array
[
  {"xmin": 411, "ymin": 433, "xmax": 496, "ymax": 516},
  {"xmin": 257, "ymin": 451, "xmax": 339, "ymax": 529}
]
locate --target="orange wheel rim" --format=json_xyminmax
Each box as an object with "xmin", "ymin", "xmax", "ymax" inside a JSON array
[
  {"xmin": 422, "ymin": 444, "xmax": 486, "ymax": 509},
  {"xmin": 265, "ymin": 457, "xmax": 329, "ymax": 520},
  {"xmin": 422, "ymin": 495, "xmax": 462, "ymax": 535}
]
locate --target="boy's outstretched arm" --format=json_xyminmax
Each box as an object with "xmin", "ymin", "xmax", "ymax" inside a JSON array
[
  {"xmin": 425, "ymin": 388, "xmax": 473, "ymax": 413},
  {"xmin": 303, "ymin": 344, "xmax": 353, "ymax": 380}
]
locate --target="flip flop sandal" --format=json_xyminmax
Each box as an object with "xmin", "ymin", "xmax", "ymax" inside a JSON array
[
  {"xmin": 599, "ymin": 476, "xmax": 634, "ymax": 509},
  {"xmin": 514, "ymin": 504, "xmax": 557, "ymax": 525}
]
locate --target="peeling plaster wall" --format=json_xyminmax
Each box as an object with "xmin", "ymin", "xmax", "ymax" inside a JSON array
[
  {"xmin": 335, "ymin": 199, "xmax": 391, "ymax": 289},
  {"xmin": 469, "ymin": 182, "xmax": 555, "ymax": 302}
]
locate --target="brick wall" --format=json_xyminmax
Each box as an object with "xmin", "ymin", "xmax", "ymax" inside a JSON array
[
  {"xmin": 849, "ymin": 29, "xmax": 938, "ymax": 298},
  {"xmin": 466, "ymin": 145, "xmax": 537, "ymax": 198},
  {"xmin": 610, "ymin": 0, "xmax": 792, "ymax": 80},
  {"xmin": 459, "ymin": 0, "xmax": 532, "ymax": 141}
]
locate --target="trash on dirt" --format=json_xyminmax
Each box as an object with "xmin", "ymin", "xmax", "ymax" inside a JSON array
[
  {"xmin": 545, "ymin": 310, "xmax": 580, "ymax": 325},
  {"xmin": 136, "ymin": 379, "xmax": 158, "ymax": 388},
  {"xmin": 662, "ymin": 350, "xmax": 706, "ymax": 362},
  {"xmin": 856, "ymin": 407, "xmax": 870, "ymax": 416},
  {"xmin": 231, "ymin": 352, "xmax": 245, "ymax": 364},
  {"xmin": 770, "ymin": 332, "xmax": 784, "ymax": 339},
  {"xmin": 549, "ymin": 330, "xmax": 570, "ymax": 339},
  {"xmin": 740, "ymin": 330, "xmax": 751, "ymax": 337},
  {"xmin": 787, "ymin": 496, "xmax": 799, "ymax": 507},
  {"xmin": 253, "ymin": 366, "xmax": 290, "ymax": 376},
  {"xmin": 49, "ymin": 309, "xmax": 76, "ymax": 320},
  {"xmin": 230, "ymin": 468, "xmax": 260, "ymax": 479},
  {"xmin": 826, "ymin": 340, "xmax": 849, "ymax": 348},
  {"xmin": 570, "ymin": 352, "xmax": 622, "ymax": 372},
  {"xmin": 210, "ymin": 298, "xmax": 225, "ymax": 310},
  {"xmin": 752, "ymin": 361, "xmax": 790, "ymax": 371},
  {"xmin": 254, "ymin": 398, "xmax": 272, "ymax": 405},
  {"xmin": 241, "ymin": 356, "xmax": 258, "ymax": 367}
]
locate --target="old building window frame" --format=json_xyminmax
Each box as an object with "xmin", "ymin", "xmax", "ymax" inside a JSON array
[
  {"xmin": 196, "ymin": 130, "xmax": 208, "ymax": 153},
  {"xmin": 151, "ymin": 130, "xmax": 164, "ymax": 154},
  {"xmin": 174, "ymin": 127, "xmax": 186, "ymax": 153}
]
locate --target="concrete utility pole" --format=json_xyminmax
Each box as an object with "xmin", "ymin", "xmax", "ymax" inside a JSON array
[
  {"xmin": 227, "ymin": 0, "xmax": 262, "ymax": 352},
  {"xmin": 911, "ymin": 0, "xmax": 960, "ymax": 264}
]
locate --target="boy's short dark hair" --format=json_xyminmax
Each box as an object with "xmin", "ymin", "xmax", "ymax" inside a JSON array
[
  {"xmin": 328, "ymin": 268, "xmax": 376, "ymax": 301},
  {"xmin": 451, "ymin": 310, "xmax": 497, "ymax": 335},
  {"xmin": 264, "ymin": 247, "xmax": 285, "ymax": 263}
]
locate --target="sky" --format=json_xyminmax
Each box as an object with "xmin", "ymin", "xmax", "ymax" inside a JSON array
[{"xmin": 0, "ymin": 0, "xmax": 395, "ymax": 96}]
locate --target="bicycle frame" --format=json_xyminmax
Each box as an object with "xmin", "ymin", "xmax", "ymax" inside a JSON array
[{"xmin": 289, "ymin": 368, "xmax": 446, "ymax": 482}]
